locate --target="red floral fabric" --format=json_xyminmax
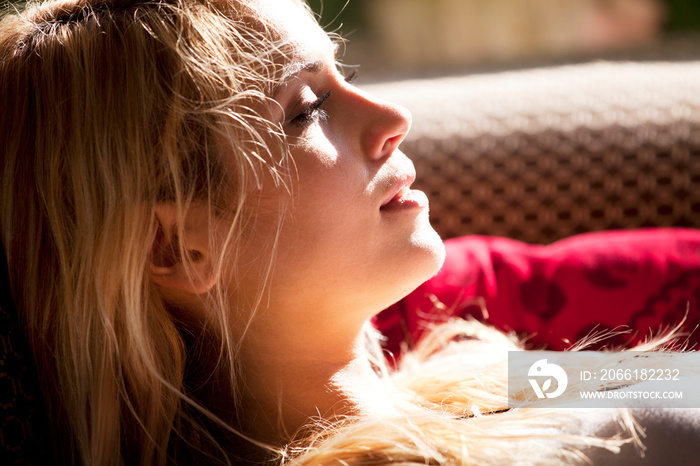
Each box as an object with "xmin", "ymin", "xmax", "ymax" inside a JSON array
[{"xmin": 373, "ymin": 229, "xmax": 700, "ymax": 358}]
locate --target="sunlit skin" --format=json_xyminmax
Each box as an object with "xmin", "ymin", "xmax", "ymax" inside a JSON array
[
  {"xmin": 230, "ymin": 0, "xmax": 445, "ymax": 439},
  {"xmin": 154, "ymin": 0, "xmax": 445, "ymax": 442},
  {"xmin": 228, "ymin": 0, "xmax": 445, "ymax": 440}
]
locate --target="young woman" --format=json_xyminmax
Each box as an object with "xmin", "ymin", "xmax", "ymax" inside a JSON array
[{"xmin": 1, "ymin": 0, "xmax": 698, "ymax": 464}]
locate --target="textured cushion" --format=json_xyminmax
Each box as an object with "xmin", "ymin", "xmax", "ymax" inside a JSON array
[
  {"xmin": 375, "ymin": 229, "xmax": 700, "ymax": 356},
  {"xmin": 364, "ymin": 62, "xmax": 700, "ymax": 244}
]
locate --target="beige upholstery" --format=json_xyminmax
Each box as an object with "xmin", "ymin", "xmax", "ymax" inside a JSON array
[{"xmin": 364, "ymin": 61, "xmax": 700, "ymax": 244}]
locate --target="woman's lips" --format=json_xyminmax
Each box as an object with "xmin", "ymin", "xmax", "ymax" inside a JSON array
[{"xmin": 380, "ymin": 186, "xmax": 429, "ymax": 212}]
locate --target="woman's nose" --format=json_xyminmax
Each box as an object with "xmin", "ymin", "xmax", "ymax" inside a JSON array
[{"xmin": 357, "ymin": 91, "xmax": 412, "ymax": 161}]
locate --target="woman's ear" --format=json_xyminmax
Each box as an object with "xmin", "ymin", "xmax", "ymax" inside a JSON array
[{"xmin": 149, "ymin": 204, "xmax": 218, "ymax": 294}]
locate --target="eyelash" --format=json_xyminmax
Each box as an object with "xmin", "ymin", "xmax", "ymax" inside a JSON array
[
  {"xmin": 288, "ymin": 71, "xmax": 359, "ymax": 128},
  {"xmin": 344, "ymin": 69, "xmax": 358, "ymax": 84},
  {"xmin": 290, "ymin": 90, "xmax": 331, "ymax": 127}
]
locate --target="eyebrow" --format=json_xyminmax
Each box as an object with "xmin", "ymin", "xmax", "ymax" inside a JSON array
[
  {"xmin": 281, "ymin": 59, "xmax": 324, "ymax": 82},
  {"xmin": 275, "ymin": 43, "xmax": 341, "ymax": 95}
]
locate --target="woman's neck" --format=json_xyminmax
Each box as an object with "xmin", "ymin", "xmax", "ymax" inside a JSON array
[{"xmin": 230, "ymin": 319, "xmax": 393, "ymax": 444}]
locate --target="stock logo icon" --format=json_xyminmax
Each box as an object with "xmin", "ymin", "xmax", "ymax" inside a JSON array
[{"xmin": 528, "ymin": 359, "xmax": 568, "ymax": 399}]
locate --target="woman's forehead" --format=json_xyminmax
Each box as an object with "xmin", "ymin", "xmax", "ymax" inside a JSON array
[{"xmin": 253, "ymin": 0, "xmax": 334, "ymax": 63}]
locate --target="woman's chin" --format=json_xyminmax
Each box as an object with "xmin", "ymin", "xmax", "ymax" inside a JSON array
[
  {"xmin": 385, "ymin": 223, "xmax": 446, "ymax": 306},
  {"xmin": 411, "ymin": 214, "xmax": 447, "ymax": 276}
]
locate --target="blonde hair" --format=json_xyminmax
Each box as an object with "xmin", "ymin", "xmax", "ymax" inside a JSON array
[
  {"xmin": 0, "ymin": 0, "xmax": 295, "ymax": 463},
  {"xmin": 0, "ymin": 0, "xmax": 688, "ymax": 465}
]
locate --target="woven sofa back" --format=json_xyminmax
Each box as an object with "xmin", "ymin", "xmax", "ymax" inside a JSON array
[{"xmin": 364, "ymin": 62, "xmax": 700, "ymax": 244}]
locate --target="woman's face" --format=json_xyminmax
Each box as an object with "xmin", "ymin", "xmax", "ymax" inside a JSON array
[{"xmin": 228, "ymin": 0, "xmax": 445, "ymax": 334}]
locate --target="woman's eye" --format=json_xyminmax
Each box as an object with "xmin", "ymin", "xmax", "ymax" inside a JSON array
[{"xmin": 289, "ymin": 90, "xmax": 331, "ymax": 127}]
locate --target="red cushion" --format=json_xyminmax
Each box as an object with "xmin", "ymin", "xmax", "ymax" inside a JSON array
[{"xmin": 374, "ymin": 229, "xmax": 700, "ymax": 357}]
